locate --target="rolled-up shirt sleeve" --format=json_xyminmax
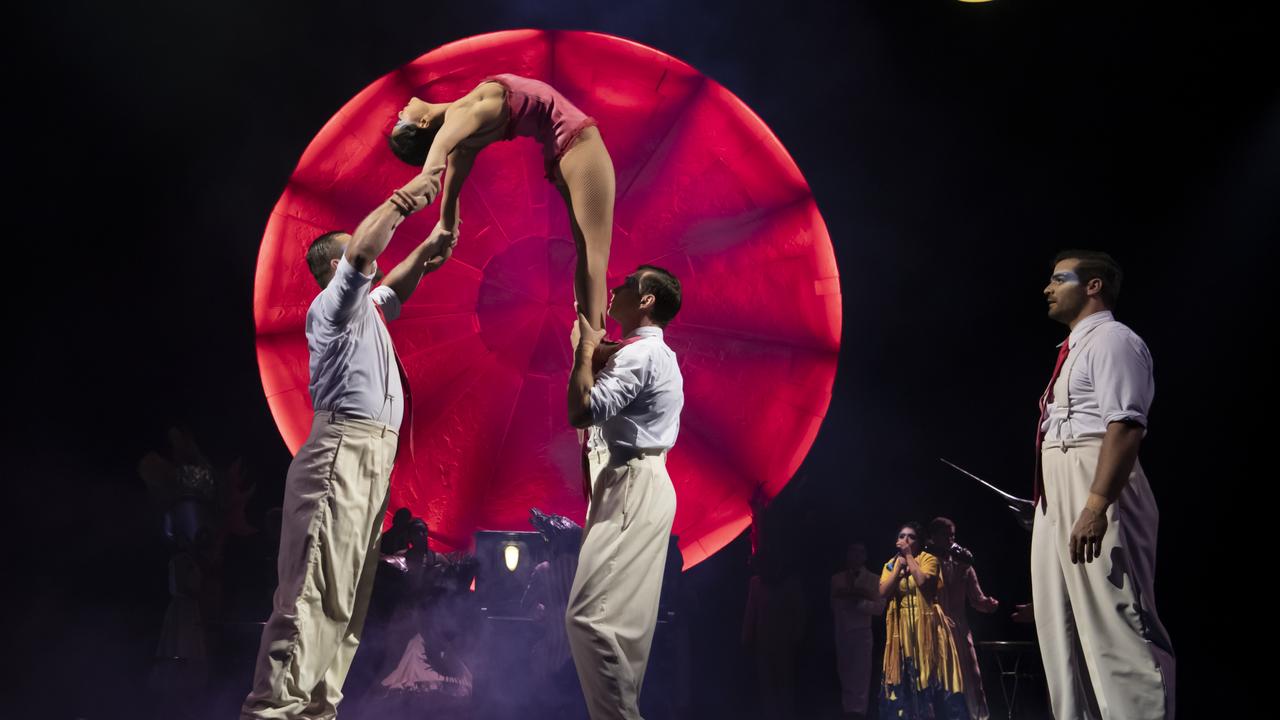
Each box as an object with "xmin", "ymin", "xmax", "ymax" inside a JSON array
[
  {"xmin": 316, "ymin": 256, "xmax": 376, "ymax": 327},
  {"xmin": 917, "ymin": 553, "xmax": 939, "ymax": 582},
  {"xmin": 369, "ymin": 284, "xmax": 402, "ymax": 321},
  {"xmin": 1090, "ymin": 329, "xmax": 1154, "ymax": 428},
  {"xmin": 590, "ymin": 346, "xmax": 649, "ymax": 424}
]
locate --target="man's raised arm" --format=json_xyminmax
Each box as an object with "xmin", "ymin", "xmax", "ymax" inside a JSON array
[
  {"xmin": 381, "ymin": 223, "xmax": 457, "ymax": 304},
  {"xmin": 345, "ymin": 189, "xmax": 427, "ymax": 274}
]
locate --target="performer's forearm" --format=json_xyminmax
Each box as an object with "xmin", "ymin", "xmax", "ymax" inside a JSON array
[
  {"xmin": 969, "ymin": 577, "xmax": 998, "ymax": 612},
  {"xmin": 423, "ymin": 105, "xmax": 485, "ymax": 173},
  {"xmin": 439, "ymin": 184, "xmax": 460, "ymax": 235},
  {"xmin": 971, "ymin": 592, "xmax": 998, "ymax": 612},
  {"xmin": 346, "ymin": 199, "xmax": 407, "ymax": 274},
  {"xmin": 567, "ymin": 348, "xmax": 596, "ymax": 429},
  {"xmin": 438, "ymin": 151, "xmax": 474, "ymax": 234},
  {"xmin": 381, "ymin": 241, "xmax": 435, "ymax": 303},
  {"xmin": 879, "ymin": 569, "xmax": 900, "ymax": 599},
  {"xmin": 423, "ymin": 142, "xmax": 453, "ymax": 177},
  {"xmin": 905, "ymin": 556, "xmax": 930, "ymax": 589},
  {"xmin": 1088, "ymin": 421, "xmax": 1144, "ymax": 510}
]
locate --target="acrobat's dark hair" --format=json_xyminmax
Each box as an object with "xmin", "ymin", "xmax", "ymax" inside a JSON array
[
  {"xmin": 387, "ymin": 123, "xmax": 438, "ymax": 166},
  {"xmin": 636, "ymin": 265, "xmax": 682, "ymax": 326}
]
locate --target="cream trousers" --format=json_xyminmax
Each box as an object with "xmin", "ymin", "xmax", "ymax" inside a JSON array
[
  {"xmin": 1031, "ymin": 437, "xmax": 1175, "ymax": 720},
  {"xmin": 567, "ymin": 448, "xmax": 677, "ymax": 720},
  {"xmin": 242, "ymin": 413, "xmax": 397, "ymax": 720}
]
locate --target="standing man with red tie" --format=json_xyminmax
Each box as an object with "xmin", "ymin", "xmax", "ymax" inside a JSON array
[
  {"xmin": 1032, "ymin": 250, "xmax": 1175, "ymax": 720},
  {"xmin": 242, "ymin": 188, "xmax": 455, "ymax": 720},
  {"xmin": 566, "ymin": 266, "xmax": 684, "ymax": 720}
]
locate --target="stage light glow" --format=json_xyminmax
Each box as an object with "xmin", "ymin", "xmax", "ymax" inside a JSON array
[{"xmin": 504, "ymin": 544, "xmax": 520, "ymax": 572}]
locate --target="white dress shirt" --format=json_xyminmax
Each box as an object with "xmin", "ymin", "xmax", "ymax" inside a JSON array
[
  {"xmin": 306, "ymin": 256, "xmax": 404, "ymax": 430},
  {"xmin": 1041, "ymin": 310, "xmax": 1153, "ymax": 442},
  {"xmin": 589, "ymin": 326, "xmax": 684, "ymax": 453},
  {"xmin": 831, "ymin": 569, "xmax": 884, "ymax": 632}
]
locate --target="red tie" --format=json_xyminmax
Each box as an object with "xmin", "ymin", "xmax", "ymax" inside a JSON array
[
  {"xmin": 1033, "ymin": 340, "xmax": 1071, "ymax": 506},
  {"xmin": 374, "ymin": 303, "xmax": 414, "ymax": 469}
]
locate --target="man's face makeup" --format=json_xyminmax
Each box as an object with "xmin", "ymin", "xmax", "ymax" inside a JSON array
[
  {"xmin": 1048, "ymin": 269, "xmax": 1081, "ymax": 286},
  {"xmin": 1044, "ymin": 261, "xmax": 1090, "ymax": 324}
]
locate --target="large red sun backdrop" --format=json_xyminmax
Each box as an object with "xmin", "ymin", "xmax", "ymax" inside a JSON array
[{"xmin": 254, "ymin": 30, "xmax": 841, "ymax": 568}]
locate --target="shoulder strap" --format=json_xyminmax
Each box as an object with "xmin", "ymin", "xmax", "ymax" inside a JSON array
[{"xmin": 1060, "ymin": 321, "xmax": 1111, "ymax": 436}]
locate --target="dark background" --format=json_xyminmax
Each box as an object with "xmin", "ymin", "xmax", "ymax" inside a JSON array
[{"xmin": 7, "ymin": 0, "xmax": 1271, "ymax": 717}]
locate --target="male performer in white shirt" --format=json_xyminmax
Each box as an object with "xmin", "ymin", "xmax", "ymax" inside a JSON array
[
  {"xmin": 830, "ymin": 540, "xmax": 884, "ymax": 720},
  {"xmin": 566, "ymin": 265, "xmax": 684, "ymax": 720},
  {"xmin": 1032, "ymin": 250, "xmax": 1175, "ymax": 720},
  {"xmin": 242, "ymin": 185, "xmax": 454, "ymax": 720}
]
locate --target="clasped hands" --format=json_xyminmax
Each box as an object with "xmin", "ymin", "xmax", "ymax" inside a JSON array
[
  {"xmin": 419, "ymin": 223, "xmax": 457, "ymax": 274},
  {"xmin": 893, "ymin": 540, "xmax": 914, "ymax": 577},
  {"xmin": 569, "ymin": 312, "xmax": 622, "ymax": 374},
  {"xmin": 391, "ymin": 164, "xmax": 447, "ymax": 214},
  {"xmin": 386, "ymin": 165, "xmax": 455, "ymax": 272}
]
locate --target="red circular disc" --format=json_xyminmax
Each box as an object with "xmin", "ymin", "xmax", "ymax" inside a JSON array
[{"xmin": 254, "ymin": 30, "xmax": 841, "ymax": 568}]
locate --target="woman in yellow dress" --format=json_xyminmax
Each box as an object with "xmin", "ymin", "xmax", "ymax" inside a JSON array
[{"xmin": 878, "ymin": 522, "xmax": 970, "ymax": 720}]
